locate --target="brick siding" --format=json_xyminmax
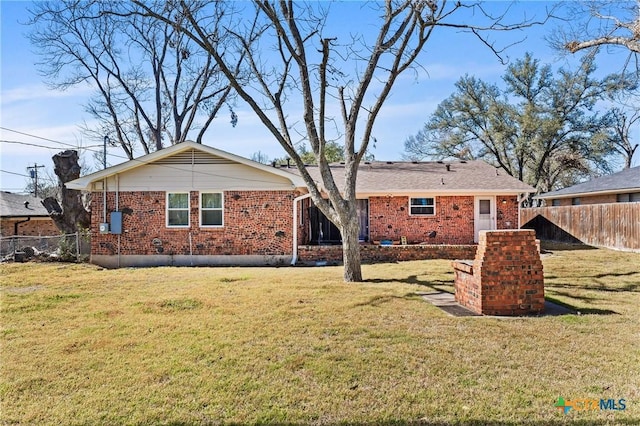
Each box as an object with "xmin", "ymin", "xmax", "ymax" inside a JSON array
[
  {"xmin": 91, "ymin": 190, "xmax": 297, "ymax": 257},
  {"xmin": 297, "ymin": 244, "xmax": 477, "ymax": 264},
  {"xmin": 1, "ymin": 218, "xmax": 59, "ymax": 237},
  {"xmin": 367, "ymin": 195, "xmax": 519, "ymax": 245},
  {"xmin": 496, "ymin": 195, "xmax": 519, "ymax": 229},
  {"xmin": 549, "ymin": 194, "xmax": 617, "ymax": 206}
]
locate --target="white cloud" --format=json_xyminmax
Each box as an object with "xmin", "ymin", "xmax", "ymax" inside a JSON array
[{"xmin": 1, "ymin": 83, "xmax": 94, "ymax": 105}]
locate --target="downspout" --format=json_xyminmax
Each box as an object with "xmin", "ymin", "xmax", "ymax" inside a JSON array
[
  {"xmin": 103, "ymin": 177, "xmax": 108, "ymax": 223},
  {"xmin": 116, "ymin": 174, "xmax": 120, "ymax": 268},
  {"xmin": 14, "ymin": 217, "xmax": 30, "ymax": 235},
  {"xmin": 291, "ymin": 193, "xmax": 312, "ymax": 265}
]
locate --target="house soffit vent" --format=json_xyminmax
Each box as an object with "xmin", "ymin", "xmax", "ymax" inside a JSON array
[{"xmin": 153, "ymin": 149, "xmax": 234, "ymax": 165}]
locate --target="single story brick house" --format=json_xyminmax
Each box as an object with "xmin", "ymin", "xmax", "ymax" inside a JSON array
[
  {"xmin": 535, "ymin": 166, "xmax": 640, "ymax": 206},
  {"xmin": 66, "ymin": 141, "xmax": 534, "ymax": 268},
  {"xmin": 0, "ymin": 192, "xmax": 58, "ymax": 237}
]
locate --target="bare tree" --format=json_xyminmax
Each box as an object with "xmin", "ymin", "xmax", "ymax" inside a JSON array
[
  {"xmin": 129, "ymin": 0, "xmax": 549, "ymax": 282},
  {"xmin": 606, "ymin": 106, "xmax": 640, "ymax": 169},
  {"xmin": 28, "ymin": 1, "xmax": 239, "ymax": 160},
  {"xmin": 549, "ymin": 1, "xmax": 640, "ymax": 70}
]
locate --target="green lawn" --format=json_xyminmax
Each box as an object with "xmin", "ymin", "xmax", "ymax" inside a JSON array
[{"xmin": 1, "ymin": 245, "xmax": 639, "ymax": 425}]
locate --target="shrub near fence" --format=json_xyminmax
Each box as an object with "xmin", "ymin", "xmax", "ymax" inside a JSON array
[
  {"xmin": 0, "ymin": 231, "xmax": 91, "ymax": 262},
  {"xmin": 521, "ymin": 203, "xmax": 640, "ymax": 252}
]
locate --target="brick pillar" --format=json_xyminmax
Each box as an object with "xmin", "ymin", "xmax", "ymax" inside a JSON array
[{"xmin": 454, "ymin": 229, "xmax": 544, "ymax": 316}]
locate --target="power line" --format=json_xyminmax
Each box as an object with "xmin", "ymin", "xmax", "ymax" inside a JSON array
[
  {"xmin": 0, "ymin": 139, "xmax": 103, "ymax": 151},
  {"xmin": 0, "ymin": 169, "xmax": 58, "ymax": 184},
  {"xmin": 1, "ymin": 129, "xmax": 289, "ymax": 185},
  {"xmin": 0, "ymin": 126, "xmax": 84, "ymax": 149},
  {"xmin": 0, "ymin": 169, "xmax": 30, "ymax": 178}
]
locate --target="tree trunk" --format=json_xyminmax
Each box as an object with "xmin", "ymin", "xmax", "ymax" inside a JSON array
[
  {"xmin": 41, "ymin": 150, "xmax": 91, "ymax": 234},
  {"xmin": 340, "ymin": 212, "xmax": 363, "ymax": 282}
]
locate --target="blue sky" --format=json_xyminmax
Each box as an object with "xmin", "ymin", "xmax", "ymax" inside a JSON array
[{"xmin": 1, "ymin": 1, "xmax": 637, "ymax": 193}]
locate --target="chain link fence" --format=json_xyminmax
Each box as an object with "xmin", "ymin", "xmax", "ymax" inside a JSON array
[{"xmin": 0, "ymin": 231, "xmax": 91, "ymax": 263}]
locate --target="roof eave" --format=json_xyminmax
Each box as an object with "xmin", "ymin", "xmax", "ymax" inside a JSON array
[
  {"xmin": 535, "ymin": 187, "xmax": 640, "ymax": 199},
  {"xmin": 356, "ymin": 189, "xmax": 533, "ymax": 196},
  {"xmin": 65, "ymin": 141, "xmax": 306, "ymax": 190}
]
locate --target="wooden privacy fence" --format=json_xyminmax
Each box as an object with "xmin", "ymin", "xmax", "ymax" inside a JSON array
[{"xmin": 520, "ymin": 203, "xmax": 640, "ymax": 252}]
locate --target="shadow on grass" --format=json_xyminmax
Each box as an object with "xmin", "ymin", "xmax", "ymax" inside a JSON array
[
  {"xmin": 365, "ymin": 274, "xmax": 453, "ymax": 291},
  {"xmin": 540, "ymin": 241, "xmax": 599, "ymax": 252},
  {"xmin": 547, "ymin": 280, "xmax": 640, "ymax": 293},
  {"xmin": 351, "ymin": 293, "xmax": 422, "ymax": 307},
  {"xmin": 545, "ymin": 295, "xmax": 619, "ymax": 316}
]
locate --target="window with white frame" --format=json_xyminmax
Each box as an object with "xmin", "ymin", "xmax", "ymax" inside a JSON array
[
  {"xmin": 410, "ymin": 197, "xmax": 435, "ymax": 215},
  {"xmin": 200, "ymin": 192, "xmax": 223, "ymax": 227},
  {"xmin": 167, "ymin": 192, "xmax": 190, "ymax": 227}
]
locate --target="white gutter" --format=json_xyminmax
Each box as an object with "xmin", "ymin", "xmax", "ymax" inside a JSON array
[{"xmin": 291, "ymin": 193, "xmax": 312, "ymax": 265}]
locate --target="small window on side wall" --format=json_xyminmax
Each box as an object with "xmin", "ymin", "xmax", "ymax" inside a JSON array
[
  {"xmin": 200, "ymin": 192, "xmax": 223, "ymax": 227},
  {"xmin": 410, "ymin": 197, "xmax": 435, "ymax": 215},
  {"xmin": 617, "ymin": 193, "xmax": 629, "ymax": 202},
  {"xmin": 167, "ymin": 192, "xmax": 190, "ymax": 227},
  {"xmin": 571, "ymin": 197, "xmax": 581, "ymax": 206}
]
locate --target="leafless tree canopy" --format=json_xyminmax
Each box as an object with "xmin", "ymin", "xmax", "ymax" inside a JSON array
[
  {"xmin": 125, "ymin": 0, "xmax": 548, "ymax": 281},
  {"xmin": 28, "ymin": 0, "xmax": 239, "ymax": 160},
  {"xmin": 549, "ymin": 1, "xmax": 640, "ymax": 71}
]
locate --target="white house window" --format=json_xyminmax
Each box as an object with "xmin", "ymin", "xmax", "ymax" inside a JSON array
[
  {"xmin": 410, "ymin": 197, "xmax": 435, "ymax": 215},
  {"xmin": 167, "ymin": 192, "xmax": 190, "ymax": 227},
  {"xmin": 200, "ymin": 192, "xmax": 223, "ymax": 227}
]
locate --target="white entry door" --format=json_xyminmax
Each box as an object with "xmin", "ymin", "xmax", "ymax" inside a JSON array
[{"xmin": 474, "ymin": 196, "xmax": 495, "ymax": 242}]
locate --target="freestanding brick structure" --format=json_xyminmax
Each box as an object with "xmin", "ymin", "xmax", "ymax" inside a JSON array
[{"xmin": 452, "ymin": 229, "xmax": 544, "ymax": 316}]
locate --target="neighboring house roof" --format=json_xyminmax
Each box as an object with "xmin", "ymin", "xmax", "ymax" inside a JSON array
[
  {"xmin": 536, "ymin": 166, "xmax": 640, "ymax": 199},
  {"xmin": 284, "ymin": 160, "xmax": 534, "ymax": 195},
  {"xmin": 66, "ymin": 141, "xmax": 306, "ymax": 191},
  {"xmin": 0, "ymin": 192, "xmax": 51, "ymax": 218}
]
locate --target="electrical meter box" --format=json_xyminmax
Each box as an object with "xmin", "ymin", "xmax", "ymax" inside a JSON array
[
  {"xmin": 110, "ymin": 211, "xmax": 123, "ymax": 235},
  {"xmin": 99, "ymin": 223, "xmax": 110, "ymax": 234}
]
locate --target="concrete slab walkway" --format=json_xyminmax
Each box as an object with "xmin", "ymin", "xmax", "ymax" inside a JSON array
[{"xmin": 421, "ymin": 291, "xmax": 573, "ymax": 317}]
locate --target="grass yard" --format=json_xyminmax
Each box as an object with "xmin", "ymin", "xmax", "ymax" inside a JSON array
[{"xmin": 1, "ymin": 244, "xmax": 639, "ymax": 425}]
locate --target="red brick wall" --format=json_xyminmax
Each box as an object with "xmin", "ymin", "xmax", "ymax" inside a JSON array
[
  {"xmin": 91, "ymin": 190, "xmax": 296, "ymax": 256},
  {"xmin": 496, "ymin": 195, "xmax": 519, "ymax": 229},
  {"xmin": 368, "ymin": 195, "xmax": 520, "ymax": 245},
  {"xmin": 1, "ymin": 218, "xmax": 59, "ymax": 237},
  {"xmin": 453, "ymin": 229, "xmax": 544, "ymax": 316},
  {"xmin": 581, "ymin": 194, "xmax": 617, "ymax": 204},
  {"xmin": 546, "ymin": 194, "xmax": 617, "ymax": 206},
  {"xmin": 368, "ymin": 196, "xmax": 476, "ymax": 244},
  {"xmin": 297, "ymin": 244, "xmax": 477, "ymax": 264}
]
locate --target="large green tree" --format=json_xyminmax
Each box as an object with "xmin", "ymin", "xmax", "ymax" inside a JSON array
[{"xmin": 404, "ymin": 53, "xmax": 630, "ymax": 195}]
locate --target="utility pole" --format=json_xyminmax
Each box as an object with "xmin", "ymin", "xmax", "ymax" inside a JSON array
[
  {"xmin": 27, "ymin": 163, "xmax": 45, "ymax": 197},
  {"xmin": 103, "ymin": 135, "xmax": 110, "ymax": 169}
]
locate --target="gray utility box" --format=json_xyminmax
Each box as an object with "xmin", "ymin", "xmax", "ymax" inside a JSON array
[{"xmin": 110, "ymin": 211, "xmax": 123, "ymax": 235}]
